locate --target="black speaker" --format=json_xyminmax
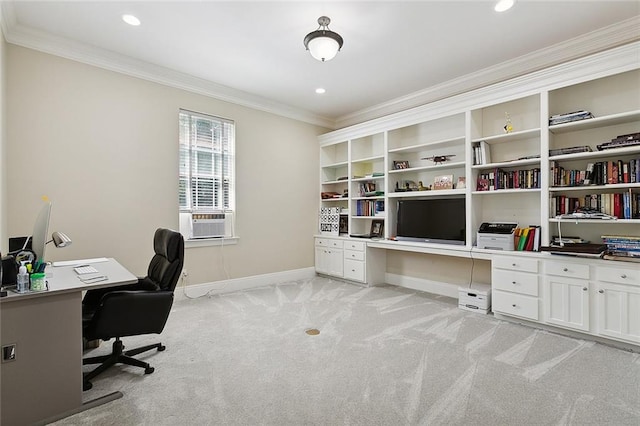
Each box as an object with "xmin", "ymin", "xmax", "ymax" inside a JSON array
[{"xmin": 2, "ymin": 255, "xmax": 18, "ymax": 286}]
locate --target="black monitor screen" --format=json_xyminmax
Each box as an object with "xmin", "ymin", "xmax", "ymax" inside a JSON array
[{"xmin": 396, "ymin": 198, "xmax": 466, "ymax": 245}]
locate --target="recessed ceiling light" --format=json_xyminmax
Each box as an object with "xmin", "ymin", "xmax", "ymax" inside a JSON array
[
  {"xmin": 122, "ymin": 14, "xmax": 141, "ymax": 26},
  {"xmin": 494, "ymin": 0, "xmax": 514, "ymax": 12},
  {"xmin": 315, "ymin": 88, "xmax": 326, "ymax": 94}
]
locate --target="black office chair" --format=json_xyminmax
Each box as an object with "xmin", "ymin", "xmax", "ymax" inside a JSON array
[{"xmin": 82, "ymin": 228, "xmax": 184, "ymax": 390}]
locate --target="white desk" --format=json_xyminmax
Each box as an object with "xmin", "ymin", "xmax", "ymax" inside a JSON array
[{"xmin": 0, "ymin": 258, "xmax": 137, "ymax": 425}]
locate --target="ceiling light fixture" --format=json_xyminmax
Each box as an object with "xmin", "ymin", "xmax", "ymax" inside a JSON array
[
  {"xmin": 494, "ymin": 0, "xmax": 515, "ymax": 12},
  {"xmin": 315, "ymin": 88, "xmax": 326, "ymax": 94},
  {"xmin": 303, "ymin": 16, "xmax": 343, "ymax": 62},
  {"xmin": 122, "ymin": 14, "xmax": 141, "ymax": 26}
]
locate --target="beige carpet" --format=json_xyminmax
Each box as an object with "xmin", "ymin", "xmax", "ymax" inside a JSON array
[{"xmin": 54, "ymin": 276, "xmax": 640, "ymax": 425}]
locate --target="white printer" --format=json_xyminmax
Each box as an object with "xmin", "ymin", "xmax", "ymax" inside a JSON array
[
  {"xmin": 476, "ymin": 222, "xmax": 517, "ymax": 250},
  {"xmin": 458, "ymin": 283, "xmax": 491, "ymax": 314}
]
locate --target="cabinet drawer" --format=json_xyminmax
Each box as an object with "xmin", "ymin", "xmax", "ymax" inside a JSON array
[
  {"xmin": 344, "ymin": 240, "xmax": 365, "ymax": 251},
  {"xmin": 344, "ymin": 259, "xmax": 365, "ymax": 282},
  {"xmin": 344, "ymin": 250, "xmax": 365, "ymax": 261},
  {"xmin": 316, "ymin": 238, "xmax": 344, "ymax": 249},
  {"xmin": 545, "ymin": 260, "xmax": 589, "ymax": 279},
  {"xmin": 493, "ymin": 256, "xmax": 539, "ymax": 273},
  {"xmin": 492, "ymin": 269, "xmax": 539, "ymax": 296},
  {"xmin": 315, "ymin": 238, "xmax": 328, "ymax": 247},
  {"xmin": 596, "ymin": 266, "xmax": 640, "ymax": 285},
  {"xmin": 492, "ymin": 290, "xmax": 539, "ymax": 321}
]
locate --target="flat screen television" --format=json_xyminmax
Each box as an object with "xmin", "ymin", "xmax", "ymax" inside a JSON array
[{"xmin": 396, "ymin": 198, "xmax": 466, "ymax": 245}]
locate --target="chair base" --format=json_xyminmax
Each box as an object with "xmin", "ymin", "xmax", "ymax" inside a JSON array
[{"xmin": 83, "ymin": 337, "xmax": 165, "ymax": 391}]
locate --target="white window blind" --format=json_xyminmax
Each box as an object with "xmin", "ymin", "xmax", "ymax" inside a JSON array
[{"xmin": 179, "ymin": 109, "xmax": 235, "ymax": 212}]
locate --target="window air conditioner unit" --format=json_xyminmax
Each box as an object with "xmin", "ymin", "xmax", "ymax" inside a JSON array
[{"xmin": 190, "ymin": 213, "xmax": 228, "ymax": 239}]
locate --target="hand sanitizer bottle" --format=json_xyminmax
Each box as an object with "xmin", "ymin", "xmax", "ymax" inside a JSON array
[{"xmin": 17, "ymin": 262, "xmax": 29, "ymax": 293}]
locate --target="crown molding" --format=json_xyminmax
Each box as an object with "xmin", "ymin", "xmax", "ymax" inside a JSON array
[
  {"xmin": 0, "ymin": 2, "xmax": 334, "ymax": 129},
  {"xmin": 2, "ymin": 2, "xmax": 639, "ymax": 133},
  {"xmin": 335, "ymin": 16, "xmax": 640, "ymax": 129},
  {"xmin": 319, "ymin": 41, "xmax": 640, "ymax": 145}
]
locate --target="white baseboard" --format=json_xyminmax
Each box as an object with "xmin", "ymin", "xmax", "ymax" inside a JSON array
[
  {"xmin": 174, "ymin": 267, "xmax": 316, "ymax": 301},
  {"xmin": 385, "ymin": 273, "xmax": 459, "ymax": 299}
]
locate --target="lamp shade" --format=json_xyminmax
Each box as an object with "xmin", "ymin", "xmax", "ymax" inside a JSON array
[
  {"xmin": 51, "ymin": 231, "xmax": 72, "ymax": 248},
  {"xmin": 306, "ymin": 35, "xmax": 341, "ymax": 62},
  {"xmin": 304, "ymin": 16, "xmax": 343, "ymax": 62}
]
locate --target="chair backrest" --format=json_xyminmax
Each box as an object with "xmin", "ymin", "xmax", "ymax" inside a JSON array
[{"xmin": 144, "ymin": 228, "xmax": 184, "ymax": 291}]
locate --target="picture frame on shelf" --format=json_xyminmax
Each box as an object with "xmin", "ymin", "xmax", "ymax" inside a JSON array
[
  {"xmin": 393, "ymin": 160, "xmax": 410, "ymax": 170},
  {"xmin": 434, "ymin": 174, "xmax": 454, "ymax": 190},
  {"xmin": 456, "ymin": 176, "xmax": 466, "ymax": 189},
  {"xmin": 339, "ymin": 215, "xmax": 348, "ymax": 234},
  {"xmin": 370, "ymin": 219, "xmax": 384, "ymax": 238}
]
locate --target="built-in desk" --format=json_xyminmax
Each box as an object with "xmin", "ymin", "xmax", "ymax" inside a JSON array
[{"xmin": 0, "ymin": 258, "xmax": 137, "ymax": 425}]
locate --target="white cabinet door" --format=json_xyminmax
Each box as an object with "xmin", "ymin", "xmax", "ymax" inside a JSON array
[
  {"xmin": 315, "ymin": 247, "xmax": 344, "ymax": 278},
  {"xmin": 315, "ymin": 247, "xmax": 329, "ymax": 275},
  {"xmin": 596, "ymin": 282, "xmax": 640, "ymax": 344},
  {"xmin": 327, "ymin": 249, "xmax": 344, "ymax": 277},
  {"xmin": 544, "ymin": 276, "xmax": 590, "ymax": 332}
]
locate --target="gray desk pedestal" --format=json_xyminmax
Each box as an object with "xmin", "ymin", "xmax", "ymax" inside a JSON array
[
  {"xmin": 0, "ymin": 258, "xmax": 137, "ymax": 425},
  {"xmin": 1, "ymin": 291, "xmax": 82, "ymax": 425}
]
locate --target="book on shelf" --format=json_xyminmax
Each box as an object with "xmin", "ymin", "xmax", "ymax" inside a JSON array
[
  {"xmin": 548, "ymin": 110, "xmax": 594, "ymax": 125},
  {"xmin": 549, "ymin": 146, "xmax": 592, "ymax": 156},
  {"xmin": 540, "ymin": 243, "xmax": 607, "ymax": 257},
  {"xmin": 597, "ymin": 132, "xmax": 640, "ymax": 150}
]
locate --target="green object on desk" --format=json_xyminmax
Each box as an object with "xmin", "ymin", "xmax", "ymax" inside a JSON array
[{"xmin": 30, "ymin": 272, "xmax": 47, "ymax": 291}]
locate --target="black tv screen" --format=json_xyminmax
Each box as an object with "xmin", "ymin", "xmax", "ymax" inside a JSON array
[{"xmin": 396, "ymin": 198, "xmax": 466, "ymax": 245}]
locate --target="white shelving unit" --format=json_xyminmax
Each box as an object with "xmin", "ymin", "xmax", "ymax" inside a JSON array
[{"xmin": 316, "ymin": 44, "xmax": 640, "ymax": 350}]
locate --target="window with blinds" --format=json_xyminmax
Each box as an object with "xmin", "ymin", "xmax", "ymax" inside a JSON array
[{"xmin": 179, "ymin": 109, "xmax": 235, "ymax": 212}]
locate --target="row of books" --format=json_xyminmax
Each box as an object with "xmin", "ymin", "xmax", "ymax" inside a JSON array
[
  {"xmin": 550, "ymin": 191, "xmax": 640, "ymax": 219},
  {"xmin": 513, "ymin": 226, "xmax": 541, "ymax": 251},
  {"xmin": 550, "ymin": 159, "xmax": 640, "ymax": 187},
  {"xmin": 476, "ymin": 168, "xmax": 541, "ymax": 191},
  {"xmin": 548, "ymin": 110, "xmax": 594, "ymax": 126},
  {"xmin": 355, "ymin": 200, "xmax": 385, "ymax": 217},
  {"xmin": 601, "ymin": 235, "xmax": 640, "ymax": 259},
  {"xmin": 597, "ymin": 132, "xmax": 640, "ymax": 151},
  {"xmin": 472, "ymin": 141, "xmax": 491, "ymax": 165}
]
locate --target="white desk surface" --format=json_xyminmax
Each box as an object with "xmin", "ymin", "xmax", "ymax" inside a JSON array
[{"xmin": 1, "ymin": 258, "xmax": 138, "ymax": 302}]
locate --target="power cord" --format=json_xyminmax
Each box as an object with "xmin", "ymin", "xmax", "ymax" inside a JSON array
[{"xmin": 181, "ymin": 236, "xmax": 232, "ymax": 300}]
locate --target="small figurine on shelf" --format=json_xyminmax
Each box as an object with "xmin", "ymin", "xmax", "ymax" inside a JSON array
[
  {"xmin": 504, "ymin": 112, "xmax": 513, "ymax": 133},
  {"xmin": 418, "ymin": 181, "xmax": 430, "ymax": 191}
]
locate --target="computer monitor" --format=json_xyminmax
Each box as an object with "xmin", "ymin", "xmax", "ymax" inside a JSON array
[{"xmin": 31, "ymin": 202, "xmax": 52, "ymax": 262}]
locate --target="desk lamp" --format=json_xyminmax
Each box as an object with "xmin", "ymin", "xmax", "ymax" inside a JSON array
[{"xmin": 47, "ymin": 231, "xmax": 72, "ymax": 248}]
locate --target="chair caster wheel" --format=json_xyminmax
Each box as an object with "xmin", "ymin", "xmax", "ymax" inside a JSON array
[
  {"xmin": 158, "ymin": 345, "xmax": 166, "ymax": 352},
  {"xmin": 145, "ymin": 367, "xmax": 154, "ymax": 374},
  {"xmin": 83, "ymin": 381, "xmax": 93, "ymax": 391}
]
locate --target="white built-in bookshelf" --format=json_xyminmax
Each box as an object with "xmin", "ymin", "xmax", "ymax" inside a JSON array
[{"xmin": 318, "ymin": 42, "xmax": 640, "ymax": 250}]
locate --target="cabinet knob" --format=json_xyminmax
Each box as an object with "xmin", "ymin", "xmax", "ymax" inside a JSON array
[
  {"xmin": 512, "ymin": 281, "xmax": 517, "ymax": 285},
  {"xmin": 512, "ymin": 263, "xmax": 517, "ymax": 267},
  {"xmin": 512, "ymin": 304, "xmax": 517, "ymax": 308},
  {"xmin": 351, "ymin": 269, "xmax": 356, "ymax": 272},
  {"xmin": 621, "ymin": 274, "xmax": 627, "ymax": 279},
  {"xmin": 563, "ymin": 268, "xmax": 569, "ymax": 272},
  {"xmin": 599, "ymin": 289, "xmax": 604, "ymax": 294},
  {"xmin": 352, "ymin": 254, "xmax": 355, "ymax": 258},
  {"xmin": 582, "ymin": 287, "xmax": 587, "ymax": 291}
]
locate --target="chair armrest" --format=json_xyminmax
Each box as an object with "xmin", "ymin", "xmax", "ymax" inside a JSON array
[{"xmin": 83, "ymin": 290, "xmax": 174, "ymax": 341}]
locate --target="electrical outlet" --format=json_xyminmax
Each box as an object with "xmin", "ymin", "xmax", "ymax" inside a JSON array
[
  {"xmin": 2, "ymin": 344, "xmax": 16, "ymax": 362},
  {"xmin": 182, "ymin": 270, "xmax": 188, "ymax": 278}
]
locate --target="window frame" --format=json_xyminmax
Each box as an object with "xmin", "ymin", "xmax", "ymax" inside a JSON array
[{"xmin": 179, "ymin": 109, "xmax": 236, "ymax": 242}]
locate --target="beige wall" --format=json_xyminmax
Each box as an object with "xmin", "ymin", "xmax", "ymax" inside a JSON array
[
  {"xmin": 6, "ymin": 45, "xmax": 326, "ymax": 283},
  {"xmin": 0, "ymin": 31, "xmax": 6, "ymax": 254},
  {"xmin": 387, "ymin": 251, "xmax": 491, "ymax": 287}
]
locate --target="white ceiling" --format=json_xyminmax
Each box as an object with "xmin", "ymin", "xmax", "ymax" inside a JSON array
[{"xmin": 2, "ymin": 1, "xmax": 639, "ymax": 129}]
